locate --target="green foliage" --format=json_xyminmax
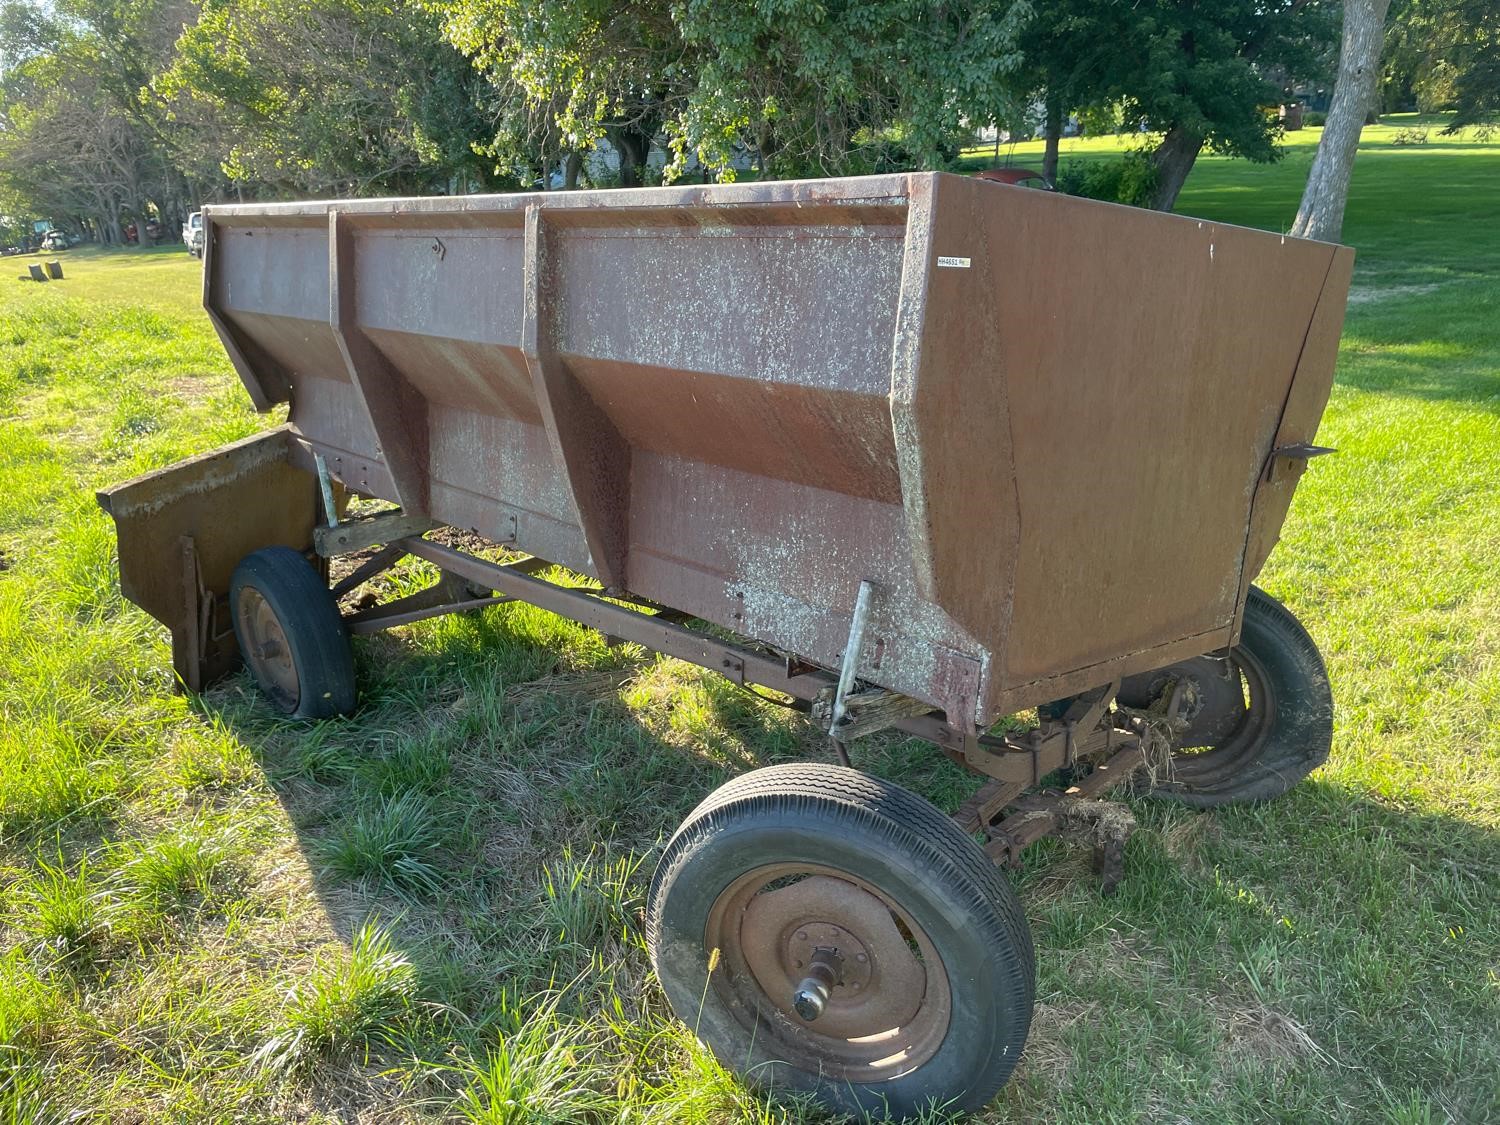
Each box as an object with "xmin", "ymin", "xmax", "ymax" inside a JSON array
[
  {"xmin": 254, "ymin": 921, "xmax": 417, "ymax": 1073},
  {"xmin": 1055, "ymin": 152, "xmax": 1160, "ymax": 207},
  {"xmin": 670, "ymin": 0, "xmax": 1027, "ymax": 178},
  {"xmin": 430, "ymin": 0, "xmax": 1028, "ymax": 182},
  {"xmin": 1113, "ymin": 0, "xmax": 1328, "ymax": 164},
  {"xmin": 1383, "ymin": 0, "xmax": 1500, "ymax": 126},
  {"xmin": 157, "ymin": 0, "xmax": 494, "ymax": 196},
  {"xmin": 1010, "ymin": 0, "xmax": 1337, "ymax": 209}
]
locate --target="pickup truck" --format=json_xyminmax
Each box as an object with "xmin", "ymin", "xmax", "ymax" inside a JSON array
[{"xmin": 182, "ymin": 211, "xmax": 204, "ymax": 258}]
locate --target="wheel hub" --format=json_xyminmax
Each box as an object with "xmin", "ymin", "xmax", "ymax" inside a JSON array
[
  {"xmin": 704, "ymin": 865, "xmax": 950, "ymax": 1081},
  {"xmin": 784, "ymin": 922, "xmax": 873, "ymax": 996},
  {"xmin": 236, "ymin": 586, "xmax": 299, "ymax": 709}
]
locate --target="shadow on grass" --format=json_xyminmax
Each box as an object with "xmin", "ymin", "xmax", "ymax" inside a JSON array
[
  {"xmin": 1338, "ymin": 351, "xmax": 1500, "ymax": 411},
  {"xmin": 189, "ymin": 600, "xmax": 1500, "ymax": 1121}
]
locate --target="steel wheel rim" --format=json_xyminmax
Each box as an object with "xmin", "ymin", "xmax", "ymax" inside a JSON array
[
  {"xmin": 703, "ymin": 863, "xmax": 951, "ymax": 1082},
  {"xmin": 236, "ymin": 586, "xmax": 300, "ymax": 711},
  {"xmin": 1167, "ymin": 644, "xmax": 1275, "ymax": 786}
]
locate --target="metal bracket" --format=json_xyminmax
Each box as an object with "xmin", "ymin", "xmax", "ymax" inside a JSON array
[
  {"xmin": 1265, "ymin": 441, "xmax": 1336, "ymax": 482},
  {"xmin": 828, "ymin": 579, "xmax": 876, "ymax": 738},
  {"xmin": 313, "ymin": 451, "xmax": 339, "ymax": 529}
]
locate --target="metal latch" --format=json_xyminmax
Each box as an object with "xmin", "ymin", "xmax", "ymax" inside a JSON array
[{"xmin": 1265, "ymin": 441, "xmax": 1335, "ymax": 482}]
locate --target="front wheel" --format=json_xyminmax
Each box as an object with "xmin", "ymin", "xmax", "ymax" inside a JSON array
[
  {"xmin": 647, "ymin": 764, "xmax": 1034, "ymax": 1120},
  {"xmin": 229, "ymin": 546, "xmax": 356, "ymax": 720},
  {"xmin": 1120, "ymin": 585, "xmax": 1333, "ymax": 807}
]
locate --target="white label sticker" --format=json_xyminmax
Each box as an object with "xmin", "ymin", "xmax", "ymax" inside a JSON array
[{"xmin": 936, "ymin": 255, "xmax": 971, "ymax": 268}]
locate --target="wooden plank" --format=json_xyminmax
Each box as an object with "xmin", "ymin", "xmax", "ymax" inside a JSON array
[{"xmin": 314, "ymin": 510, "xmax": 435, "ymax": 557}]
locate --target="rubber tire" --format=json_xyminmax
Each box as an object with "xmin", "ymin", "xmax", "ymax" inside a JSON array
[
  {"xmin": 647, "ymin": 764, "xmax": 1034, "ymax": 1120},
  {"xmin": 1146, "ymin": 586, "xmax": 1332, "ymax": 808},
  {"xmin": 229, "ymin": 546, "xmax": 356, "ymax": 720}
]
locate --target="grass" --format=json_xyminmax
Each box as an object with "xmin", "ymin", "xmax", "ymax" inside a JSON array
[{"xmin": 0, "ymin": 112, "xmax": 1497, "ymax": 1121}]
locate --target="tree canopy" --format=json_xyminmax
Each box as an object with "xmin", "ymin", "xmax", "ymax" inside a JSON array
[
  {"xmin": 0, "ymin": 0, "xmax": 1414, "ymax": 241},
  {"xmin": 1384, "ymin": 0, "xmax": 1500, "ymax": 128}
]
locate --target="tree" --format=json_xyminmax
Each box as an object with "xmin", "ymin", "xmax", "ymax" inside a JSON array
[
  {"xmin": 1003, "ymin": 1, "xmax": 1335, "ymax": 212},
  {"xmin": 432, "ymin": 0, "xmax": 1030, "ymax": 184},
  {"xmin": 1120, "ymin": 0, "xmax": 1335, "ymax": 211},
  {"xmin": 158, "ymin": 0, "xmax": 494, "ymax": 197},
  {"xmin": 1383, "ymin": 0, "xmax": 1500, "ymax": 126},
  {"xmin": 1448, "ymin": 2, "xmax": 1500, "ymax": 127},
  {"xmin": 0, "ymin": 0, "xmax": 178, "ymax": 242},
  {"xmin": 1292, "ymin": 0, "xmax": 1394, "ymax": 241},
  {"xmin": 673, "ymin": 0, "xmax": 1027, "ymax": 178},
  {"xmin": 433, "ymin": 0, "xmax": 682, "ymax": 188}
]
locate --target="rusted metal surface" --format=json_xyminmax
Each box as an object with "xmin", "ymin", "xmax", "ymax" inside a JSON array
[
  {"xmin": 707, "ymin": 864, "xmax": 951, "ymax": 1078},
  {"xmin": 1234, "ymin": 246, "xmax": 1356, "ymax": 637},
  {"xmin": 236, "ymin": 584, "xmax": 300, "ymax": 707},
  {"xmin": 982, "ymin": 744, "xmax": 1145, "ymax": 895},
  {"xmin": 196, "ymin": 173, "xmax": 1349, "ymax": 727},
  {"xmin": 96, "ymin": 427, "xmax": 317, "ymax": 690}
]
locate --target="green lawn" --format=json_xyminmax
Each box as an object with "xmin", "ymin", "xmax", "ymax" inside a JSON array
[{"xmin": 2, "ymin": 115, "xmax": 1497, "ymax": 1123}]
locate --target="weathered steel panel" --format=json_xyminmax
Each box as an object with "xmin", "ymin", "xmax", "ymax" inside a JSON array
[
  {"xmin": 95, "ymin": 427, "xmax": 317, "ymax": 689},
  {"xmin": 201, "ymin": 173, "xmax": 1349, "ymax": 725},
  {"xmin": 975, "ymin": 184, "xmax": 1343, "ymax": 707},
  {"xmin": 1235, "ymin": 244, "xmax": 1357, "ymax": 620}
]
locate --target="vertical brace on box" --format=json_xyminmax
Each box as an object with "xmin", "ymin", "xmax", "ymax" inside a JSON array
[
  {"xmin": 328, "ymin": 209, "xmax": 431, "ymax": 514},
  {"xmin": 313, "ymin": 452, "xmax": 339, "ymax": 529},
  {"xmin": 521, "ymin": 203, "xmax": 631, "ymax": 589},
  {"xmin": 201, "ymin": 217, "xmax": 281, "ymax": 411},
  {"xmin": 177, "ymin": 535, "xmax": 205, "ymax": 692}
]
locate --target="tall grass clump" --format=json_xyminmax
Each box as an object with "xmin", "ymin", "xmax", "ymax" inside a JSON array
[
  {"xmin": 254, "ymin": 920, "xmax": 416, "ymax": 1073},
  {"xmin": 451, "ymin": 992, "xmax": 611, "ymax": 1125},
  {"xmin": 9, "ymin": 855, "xmax": 118, "ymax": 964},
  {"xmin": 319, "ymin": 790, "xmax": 451, "ymax": 894}
]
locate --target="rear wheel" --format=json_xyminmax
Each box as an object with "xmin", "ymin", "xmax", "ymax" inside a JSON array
[
  {"xmin": 647, "ymin": 764, "xmax": 1034, "ymax": 1120},
  {"xmin": 1119, "ymin": 586, "xmax": 1332, "ymax": 807},
  {"xmin": 229, "ymin": 546, "xmax": 356, "ymax": 720}
]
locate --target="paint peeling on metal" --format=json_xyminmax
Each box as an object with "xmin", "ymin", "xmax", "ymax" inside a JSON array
[{"xmin": 198, "ymin": 172, "xmax": 1351, "ymax": 725}]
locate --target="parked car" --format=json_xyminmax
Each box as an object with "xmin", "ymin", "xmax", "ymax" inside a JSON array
[
  {"xmin": 183, "ymin": 211, "xmax": 204, "ymax": 258},
  {"xmin": 976, "ymin": 168, "xmax": 1055, "ymax": 190}
]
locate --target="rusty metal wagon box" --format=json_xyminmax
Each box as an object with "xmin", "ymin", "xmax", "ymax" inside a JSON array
[{"xmin": 98, "ymin": 171, "xmax": 1353, "ymax": 1120}]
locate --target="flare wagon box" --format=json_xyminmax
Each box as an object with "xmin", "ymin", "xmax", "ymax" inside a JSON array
[
  {"xmin": 101, "ymin": 171, "xmax": 1351, "ymax": 726},
  {"xmin": 98, "ymin": 171, "xmax": 1352, "ymax": 1120}
]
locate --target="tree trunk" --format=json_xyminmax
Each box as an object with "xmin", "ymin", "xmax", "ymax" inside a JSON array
[
  {"xmin": 1042, "ymin": 94, "xmax": 1063, "ymax": 185},
  {"xmin": 1290, "ymin": 0, "xmax": 1393, "ymax": 241},
  {"xmin": 564, "ymin": 151, "xmax": 582, "ymax": 190},
  {"xmin": 1148, "ymin": 126, "xmax": 1205, "ymax": 211},
  {"xmin": 617, "ymin": 128, "xmax": 651, "ymax": 188}
]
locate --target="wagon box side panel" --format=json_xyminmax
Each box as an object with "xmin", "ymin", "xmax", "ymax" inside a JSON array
[
  {"xmin": 95, "ymin": 427, "xmax": 318, "ymax": 691},
  {"xmin": 207, "ymin": 215, "xmax": 397, "ymax": 502},
  {"xmin": 978, "ymin": 185, "xmax": 1343, "ymax": 700},
  {"xmin": 1236, "ymin": 244, "xmax": 1356, "ymax": 612}
]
